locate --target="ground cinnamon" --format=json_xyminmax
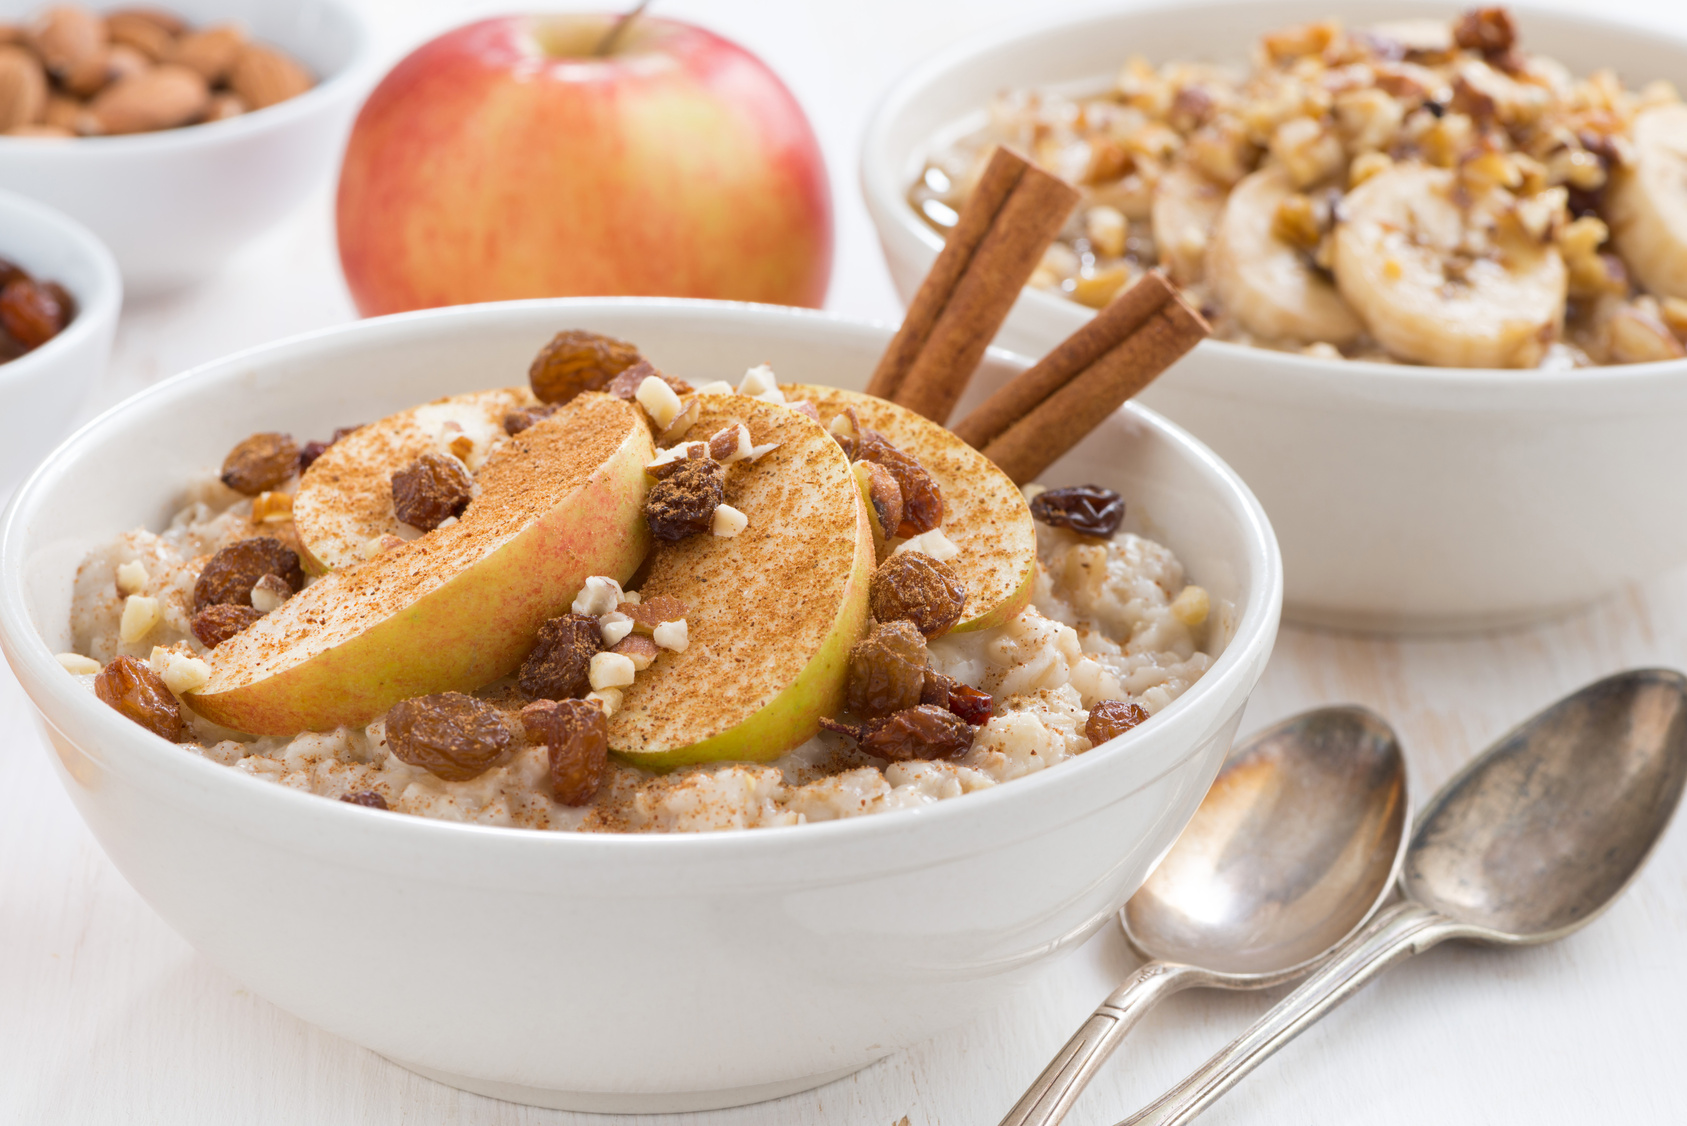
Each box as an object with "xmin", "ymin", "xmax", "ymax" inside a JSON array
[{"xmin": 866, "ymin": 146, "xmax": 1079, "ymax": 424}]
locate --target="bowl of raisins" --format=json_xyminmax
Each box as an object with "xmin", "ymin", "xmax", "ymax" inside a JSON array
[{"xmin": 0, "ymin": 186, "xmax": 118, "ymax": 490}]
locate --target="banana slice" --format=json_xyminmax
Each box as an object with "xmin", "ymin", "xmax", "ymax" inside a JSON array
[
  {"xmin": 1607, "ymin": 103, "xmax": 1687, "ymax": 301},
  {"xmin": 1332, "ymin": 163, "xmax": 1567, "ymax": 368},
  {"xmin": 1150, "ymin": 163, "xmax": 1228, "ymax": 285},
  {"xmin": 293, "ymin": 387, "xmax": 534, "ymax": 572},
  {"xmin": 1208, "ymin": 165, "xmax": 1364, "ymax": 346}
]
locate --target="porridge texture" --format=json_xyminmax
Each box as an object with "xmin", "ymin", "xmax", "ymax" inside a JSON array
[{"xmin": 912, "ymin": 7, "xmax": 1687, "ymax": 367}]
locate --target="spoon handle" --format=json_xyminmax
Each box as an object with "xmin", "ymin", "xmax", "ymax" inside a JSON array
[
  {"xmin": 998, "ymin": 960, "xmax": 1202, "ymax": 1126},
  {"xmin": 1116, "ymin": 902, "xmax": 1458, "ymax": 1126}
]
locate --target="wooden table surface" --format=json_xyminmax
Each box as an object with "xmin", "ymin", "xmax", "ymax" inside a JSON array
[{"xmin": 4, "ymin": 1, "xmax": 1685, "ymax": 1122}]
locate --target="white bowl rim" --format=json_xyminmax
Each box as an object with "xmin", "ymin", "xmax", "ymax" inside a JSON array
[
  {"xmin": 0, "ymin": 188, "xmax": 121, "ymax": 394},
  {"xmin": 0, "ymin": 0, "xmax": 378, "ymax": 155},
  {"xmin": 859, "ymin": 0, "xmax": 1687, "ymax": 393},
  {"xmin": 0, "ymin": 296, "xmax": 1281, "ymax": 856}
]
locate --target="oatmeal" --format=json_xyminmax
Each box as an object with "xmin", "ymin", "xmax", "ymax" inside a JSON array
[{"xmin": 912, "ymin": 8, "xmax": 1687, "ymax": 368}]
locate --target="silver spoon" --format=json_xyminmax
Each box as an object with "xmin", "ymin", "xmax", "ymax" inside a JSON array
[
  {"xmin": 999, "ymin": 706, "xmax": 1412, "ymax": 1126},
  {"xmin": 1118, "ymin": 667, "xmax": 1687, "ymax": 1126}
]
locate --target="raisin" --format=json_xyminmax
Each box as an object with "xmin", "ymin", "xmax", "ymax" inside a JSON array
[
  {"xmin": 530, "ymin": 329, "xmax": 643, "ymax": 404},
  {"xmin": 191, "ymin": 603, "xmax": 266, "ymax": 648},
  {"xmin": 871, "ymin": 551, "xmax": 967, "ymax": 639},
  {"xmin": 1031, "ymin": 485, "xmax": 1126, "ymax": 538},
  {"xmin": 947, "ymin": 683, "xmax": 994, "ymax": 725},
  {"xmin": 855, "ymin": 430, "xmax": 942, "ymax": 536},
  {"xmin": 193, "ymin": 537, "xmax": 303, "ymax": 612},
  {"xmin": 221, "ymin": 432, "xmax": 301, "ymax": 495},
  {"xmin": 340, "ymin": 791, "xmax": 389, "ymax": 810},
  {"xmin": 1087, "ymin": 699, "xmax": 1149, "ymax": 745},
  {"xmin": 1453, "ymin": 7, "xmax": 1515, "ymax": 54},
  {"xmin": 0, "ymin": 277, "xmax": 67, "ymax": 349},
  {"xmin": 504, "ymin": 402, "xmax": 560, "ymax": 436},
  {"xmin": 644, "ymin": 456, "xmax": 724, "ymax": 541},
  {"xmin": 522, "ymin": 698, "xmax": 609, "ymax": 806},
  {"xmin": 518, "ymin": 613, "xmax": 602, "ymax": 700},
  {"xmin": 921, "ymin": 668, "xmax": 957, "ymax": 709},
  {"xmin": 391, "ymin": 451, "xmax": 472, "ymax": 531},
  {"xmin": 298, "ymin": 424, "xmax": 362, "ymax": 471},
  {"xmin": 821, "ymin": 705, "xmax": 974, "ymax": 763},
  {"xmin": 606, "ymin": 359, "xmax": 694, "ymax": 401},
  {"xmin": 846, "ymin": 620, "xmax": 929, "ymax": 720},
  {"xmin": 0, "ymin": 256, "xmax": 25, "ymax": 289},
  {"xmin": 94, "ymin": 655, "xmax": 182, "ymax": 741},
  {"xmin": 858, "ymin": 459, "xmax": 905, "ymax": 541},
  {"xmin": 384, "ymin": 692, "xmax": 515, "ymax": 782},
  {"xmin": 43, "ymin": 281, "xmax": 76, "ymax": 323}
]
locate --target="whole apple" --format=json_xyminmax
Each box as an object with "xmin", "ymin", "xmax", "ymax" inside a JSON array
[{"xmin": 336, "ymin": 15, "xmax": 833, "ymax": 316}]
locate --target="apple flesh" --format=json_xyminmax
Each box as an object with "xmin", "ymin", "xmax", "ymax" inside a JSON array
[
  {"xmin": 609, "ymin": 396, "xmax": 872, "ymax": 770},
  {"xmin": 293, "ymin": 387, "xmax": 535, "ymax": 573},
  {"xmin": 336, "ymin": 15, "xmax": 833, "ymax": 316},
  {"xmin": 786, "ymin": 385, "xmax": 1037, "ymax": 633},
  {"xmin": 189, "ymin": 395, "xmax": 653, "ymax": 735}
]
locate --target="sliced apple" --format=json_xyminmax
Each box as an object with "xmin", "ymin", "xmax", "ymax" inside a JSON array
[
  {"xmin": 189, "ymin": 394, "xmax": 652, "ymax": 735},
  {"xmin": 783, "ymin": 384, "xmax": 1036, "ymax": 633},
  {"xmin": 293, "ymin": 386, "xmax": 536, "ymax": 573},
  {"xmin": 609, "ymin": 396, "xmax": 872, "ymax": 770}
]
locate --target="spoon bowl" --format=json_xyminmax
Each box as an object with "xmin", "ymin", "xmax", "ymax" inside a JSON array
[{"xmin": 1126, "ymin": 707, "xmax": 1410, "ymax": 978}]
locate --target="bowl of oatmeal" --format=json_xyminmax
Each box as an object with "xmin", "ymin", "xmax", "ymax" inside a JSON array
[
  {"xmin": 0, "ymin": 298, "xmax": 1279, "ymax": 1111},
  {"xmin": 863, "ymin": 0, "xmax": 1687, "ymax": 630},
  {"xmin": 0, "ymin": 0, "xmax": 375, "ymax": 293},
  {"xmin": 0, "ymin": 187, "xmax": 119, "ymax": 490}
]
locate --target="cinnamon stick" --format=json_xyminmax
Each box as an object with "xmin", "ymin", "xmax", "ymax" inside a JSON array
[
  {"xmin": 968, "ymin": 278, "xmax": 1209, "ymax": 485},
  {"xmin": 867, "ymin": 146, "xmax": 1079, "ymax": 424}
]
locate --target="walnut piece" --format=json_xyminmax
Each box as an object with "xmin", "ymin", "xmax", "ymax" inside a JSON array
[
  {"xmin": 220, "ymin": 432, "xmax": 299, "ymax": 495},
  {"xmin": 192, "ymin": 537, "xmax": 302, "ymax": 612},
  {"xmin": 391, "ymin": 451, "xmax": 472, "ymax": 531},
  {"xmin": 384, "ymin": 692, "xmax": 514, "ymax": 782},
  {"xmin": 607, "ymin": 359, "xmax": 694, "ymax": 402},
  {"xmin": 518, "ymin": 613, "xmax": 602, "ymax": 700}
]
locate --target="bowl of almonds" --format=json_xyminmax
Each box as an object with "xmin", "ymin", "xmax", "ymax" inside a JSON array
[{"xmin": 0, "ymin": 0, "xmax": 374, "ymax": 292}]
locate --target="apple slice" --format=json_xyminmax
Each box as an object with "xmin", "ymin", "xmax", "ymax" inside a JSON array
[
  {"xmin": 783, "ymin": 384, "xmax": 1036, "ymax": 633},
  {"xmin": 609, "ymin": 396, "xmax": 872, "ymax": 770},
  {"xmin": 189, "ymin": 394, "xmax": 652, "ymax": 735},
  {"xmin": 293, "ymin": 386, "xmax": 537, "ymax": 573}
]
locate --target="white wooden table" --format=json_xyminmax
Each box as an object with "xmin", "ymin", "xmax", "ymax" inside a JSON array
[{"xmin": 4, "ymin": 1, "xmax": 1685, "ymax": 1122}]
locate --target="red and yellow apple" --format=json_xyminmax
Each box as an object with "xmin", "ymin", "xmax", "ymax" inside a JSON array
[{"xmin": 336, "ymin": 15, "xmax": 833, "ymax": 316}]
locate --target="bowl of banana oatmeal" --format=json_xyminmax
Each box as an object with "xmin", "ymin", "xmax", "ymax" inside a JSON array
[
  {"xmin": 0, "ymin": 299, "xmax": 1280, "ymax": 1111},
  {"xmin": 864, "ymin": 0, "xmax": 1687, "ymax": 630}
]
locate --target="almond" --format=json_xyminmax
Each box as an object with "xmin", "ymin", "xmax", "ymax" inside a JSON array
[
  {"xmin": 89, "ymin": 64, "xmax": 208, "ymax": 134},
  {"xmin": 42, "ymin": 92, "xmax": 78, "ymax": 130},
  {"xmin": 0, "ymin": 46, "xmax": 46, "ymax": 131},
  {"xmin": 28, "ymin": 6, "xmax": 105, "ymax": 80},
  {"xmin": 106, "ymin": 11, "xmax": 173, "ymax": 61},
  {"xmin": 166, "ymin": 24, "xmax": 242, "ymax": 84},
  {"xmin": 106, "ymin": 42, "xmax": 149, "ymax": 83},
  {"xmin": 58, "ymin": 46, "xmax": 111, "ymax": 98},
  {"xmin": 205, "ymin": 91, "xmax": 245, "ymax": 122},
  {"xmin": 229, "ymin": 43, "xmax": 311, "ymax": 110},
  {"xmin": 109, "ymin": 8, "xmax": 187, "ymax": 37},
  {"xmin": 6, "ymin": 122, "xmax": 71, "ymax": 137}
]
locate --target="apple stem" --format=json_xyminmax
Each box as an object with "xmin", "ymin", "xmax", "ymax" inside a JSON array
[{"xmin": 596, "ymin": 0, "xmax": 653, "ymax": 56}]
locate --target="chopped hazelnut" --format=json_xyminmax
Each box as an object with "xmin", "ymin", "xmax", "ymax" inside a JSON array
[
  {"xmin": 711, "ymin": 503, "xmax": 748, "ymax": 537},
  {"xmin": 597, "ymin": 611, "xmax": 634, "ymax": 647},
  {"xmin": 611, "ymin": 633, "xmax": 659, "ymax": 670},
  {"xmin": 119, "ymin": 595, "xmax": 162, "ymax": 643},
  {"xmin": 589, "ymin": 650, "xmax": 637, "ymax": 690},
  {"xmin": 162, "ymin": 652, "xmax": 211, "ymax": 695},
  {"xmin": 572, "ymin": 575, "xmax": 625, "ymax": 617},
  {"xmin": 652, "ymin": 620, "xmax": 689, "ymax": 652},
  {"xmin": 635, "ymin": 375, "xmax": 683, "ymax": 429},
  {"xmin": 57, "ymin": 652, "xmax": 101, "ymax": 675},
  {"xmin": 249, "ymin": 573, "xmax": 293, "ymax": 613},
  {"xmin": 115, "ymin": 559, "xmax": 149, "ymax": 596}
]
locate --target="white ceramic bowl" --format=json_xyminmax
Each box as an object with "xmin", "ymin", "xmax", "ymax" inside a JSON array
[
  {"xmin": 0, "ymin": 0, "xmax": 375, "ymax": 294},
  {"xmin": 863, "ymin": 0, "xmax": 1687, "ymax": 633},
  {"xmin": 0, "ymin": 188, "xmax": 119, "ymax": 490},
  {"xmin": 0, "ymin": 299, "xmax": 1280, "ymax": 1112}
]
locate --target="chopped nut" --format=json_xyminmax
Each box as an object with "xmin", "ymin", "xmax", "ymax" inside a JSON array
[
  {"xmin": 385, "ymin": 692, "xmax": 515, "ymax": 782},
  {"xmin": 119, "ymin": 594, "xmax": 162, "ymax": 643},
  {"xmin": 1085, "ymin": 205, "xmax": 1129, "ymax": 258},
  {"xmin": 1453, "ymin": 7, "xmax": 1515, "ymax": 55},
  {"xmin": 892, "ymin": 528, "xmax": 960, "ymax": 563},
  {"xmin": 585, "ymin": 688, "xmax": 622, "ymax": 716},
  {"xmin": 1030, "ymin": 485, "xmax": 1126, "ymax": 538},
  {"xmin": 115, "ymin": 559, "xmax": 149, "ymax": 596},
  {"xmin": 708, "ymin": 423, "xmax": 752, "ymax": 463},
  {"xmin": 360, "ymin": 534, "xmax": 404, "ymax": 560},
  {"xmin": 597, "ymin": 611, "xmax": 634, "ymax": 647},
  {"xmin": 529, "ymin": 329, "xmax": 642, "ymax": 404},
  {"xmin": 1087, "ymin": 699, "xmax": 1149, "ymax": 745},
  {"xmin": 846, "ymin": 620, "xmax": 929, "ymax": 720},
  {"xmin": 191, "ymin": 603, "xmax": 264, "ymax": 648},
  {"xmin": 855, "ymin": 460, "xmax": 905, "ymax": 546},
  {"xmin": 56, "ymin": 652, "xmax": 100, "ymax": 675},
  {"xmin": 737, "ymin": 363, "xmax": 780, "ymax": 398},
  {"xmin": 162, "ymin": 652, "xmax": 211, "ymax": 695},
  {"xmin": 611, "ymin": 632, "xmax": 659, "ymax": 670},
  {"xmin": 519, "ymin": 613, "xmax": 602, "ymax": 700},
  {"xmin": 643, "ymin": 457, "xmax": 725, "ymax": 541},
  {"xmin": 621, "ymin": 590, "xmax": 641, "ymax": 604},
  {"xmin": 503, "ymin": 402, "xmax": 560, "ymax": 436},
  {"xmin": 220, "ymin": 432, "xmax": 299, "ymax": 496},
  {"xmin": 871, "ymin": 551, "xmax": 968, "ymax": 639},
  {"xmin": 193, "ymin": 537, "xmax": 302, "ymax": 611},
  {"xmin": 787, "ymin": 400, "xmax": 821, "ymax": 424},
  {"xmin": 635, "ymin": 375, "xmax": 684, "ymax": 429},
  {"xmin": 572, "ymin": 575, "xmax": 625, "ymax": 616},
  {"xmin": 619, "ymin": 595, "xmax": 688, "ymax": 634},
  {"xmin": 607, "ymin": 359, "xmax": 693, "ymax": 401},
  {"xmin": 656, "ymin": 397, "xmax": 701, "ymax": 445},
  {"xmin": 651, "ymin": 619, "xmax": 689, "ymax": 653},
  {"xmin": 711, "ymin": 503, "xmax": 748, "ymax": 537},
  {"xmin": 1271, "ymin": 193, "xmax": 1323, "ymax": 250},
  {"xmin": 340, "ymin": 791, "xmax": 388, "ymax": 810},
  {"xmin": 251, "ymin": 490, "xmax": 293, "ymax": 524},
  {"xmin": 589, "ymin": 650, "xmax": 636, "ymax": 690},
  {"xmin": 249, "ymin": 573, "xmax": 292, "ymax": 613},
  {"xmin": 645, "ymin": 441, "xmax": 708, "ymax": 477},
  {"xmin": 94, "ymin": 655, "xmax": 183, "ymax": 741},
  {"xmin": 521, "ymin": 698, "xmax": 608, "ymax": 806},
  {"xmin": 693, "ymin": 380, "xmax": 734, "ymax": 396},
  {"xmin": 1169, "ymin": 584, "xmax": 1210, "ymax": 629},
  {"xmin": 391, "ymin": 451, "xmax": 472, "ymax": 531}
]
